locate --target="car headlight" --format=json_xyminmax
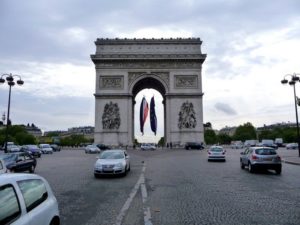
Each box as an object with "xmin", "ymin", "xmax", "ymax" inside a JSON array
[
  {"xmin": 114, "ymin": 162, "xmax": 124, "ymax": 169},
  {"xmin": 94, "ymin": 163, "xmax": 103, "ymax": 170}
]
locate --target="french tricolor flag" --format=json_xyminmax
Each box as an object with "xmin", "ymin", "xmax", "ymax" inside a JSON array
[{"xmin": 140, "ymin": 97, "xmax": 149, "ymax": 135}]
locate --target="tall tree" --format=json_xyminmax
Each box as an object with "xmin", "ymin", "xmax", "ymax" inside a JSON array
[{"xmin": 233, "ymin": 122, "xmax": 257, "ymax": 141}]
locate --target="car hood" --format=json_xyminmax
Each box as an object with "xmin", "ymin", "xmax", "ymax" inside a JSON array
[{"xmin": 95, "ymin": 158, "xmax": 124, "ymax": 165}]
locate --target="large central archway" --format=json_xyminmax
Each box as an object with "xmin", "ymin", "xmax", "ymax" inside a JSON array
[
  {"xmin": 131, "ymin": 75, "xmax": 167, "ymax": 143},
  {"xmin": 91, "ymin": 38, "xmax": 206, "ymax": 146}
]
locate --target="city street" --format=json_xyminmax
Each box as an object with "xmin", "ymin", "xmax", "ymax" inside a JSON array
[{"xmin": 35, "ymin": 148, "xmax": 300, "ymax": 225}]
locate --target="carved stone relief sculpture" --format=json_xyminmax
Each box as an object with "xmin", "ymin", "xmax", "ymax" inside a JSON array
[
  {"xmin": 100, "ymin": 76, "xmax": 124, "ymax": 89},
  {"xmin": 102, "ymin": 102, "xmax": 121, "ymax": 130},
  {"xmin": 178, "ymin": 101, "xmax": 197, "ymax": 129},
  {"xmin": 175, "ymin": 75, "xmax": 198, "ymax": 88}
]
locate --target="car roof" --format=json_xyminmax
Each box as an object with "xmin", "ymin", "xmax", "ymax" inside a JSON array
[
  {"xmin": 0, "ymin": 173, "xmax": 45, "ymax": 186},
  {"xmin": 249, "ymin": 146, "xmax": 274, "ymax": 150},
  {"xmin": 101, "ymin": 149, "xmax": 126, "ymax": 153}
]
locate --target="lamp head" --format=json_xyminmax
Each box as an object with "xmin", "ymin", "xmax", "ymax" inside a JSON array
[
  {"xmin": 0, "ymin": 78, "xmax": 5, "ymax": 84},
  {"xmin": 281, "ymin": 79, "xmax": 288, "ymax": 84},
  {"xmin": 6, "ymin": 76, "xmax": 13, "ymax": 82},
  {"xmin": 292, "ymin": 76, "xmax": 300, "ymax": 82},
  {"xmin": 289, "ymin": 80, "xmax": 296, "ymax": 85},
  {"xmin": 17, "ymin": 80, "xmax": 24, "ymax": 85}
]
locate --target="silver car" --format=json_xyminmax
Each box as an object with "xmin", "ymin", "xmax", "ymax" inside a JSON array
[
  {"xmin": 94, "ymin": 150, "xmax": 130, "ymax": 177},
  {"xmin": 85, "ymin": 145, "xmax": 100, "ymax": 154},
  {"xmin": 207, "ymin": 146, "xmax": 226, "ymax": 161},
  {"xmin": 240, "ymin": 147, "xmax": 282, "ymax": 174},
  {"xmin": 0, "ymin": 173, "xmax": 60, "ymax": 225}
]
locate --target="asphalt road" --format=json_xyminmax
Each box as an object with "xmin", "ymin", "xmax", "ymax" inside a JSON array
[{"xmin": 34, "ymin": 148, "xmax": 300, "ymax": 225}]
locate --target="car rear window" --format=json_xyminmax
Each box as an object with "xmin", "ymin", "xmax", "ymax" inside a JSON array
[
  {"xmin": 255, "ymin": 149, "xmax": 277, "ymax": 155},
  {"xmin": 17, "ymin": 179, "xmax": 48, "ymax": 212},
  {"xmin": 0, "ymin": 184, "xmax": 21, "ymax": 224},
  {"xmin": 210, "ymin": 148, "xmax": 223, "ymax": 152}
]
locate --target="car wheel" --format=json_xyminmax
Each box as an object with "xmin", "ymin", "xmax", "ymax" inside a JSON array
[
  {"xmin": 29, "ymin": 165, "xmax": 35, "ymax": 173},
  {"xmin": 94, "ymin": 174, "xmax": 100, "ymax": 178},
  {"xmin": 248, "ymin": 162, "xmax": 254, "ymax": 173},
  {"xmin": 9, "ymin": 168, "xmax": 15, "ymax": 173},
  {"xmin": 240, "ymin": 161, "xmax": 245, "ymax": 169},
  {"xmin": 275, "ymin": 168, "xmax": 282, "ymax": 175},
  {"xmin": 127, "ymin": 164, "xmax": 131, "ymax": 172}
]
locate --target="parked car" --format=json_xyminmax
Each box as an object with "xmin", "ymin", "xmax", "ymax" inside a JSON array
[
  {"xmin": 21, "ymin": 145, "xmax": 42, "ymax": 158},
  {"xmin": 0, "ymin": 152, "xmax": 37, "ymax": 173},
  {"xmin": 50, "ymin": 144, "xmax": 61, "ymax": 152},
  {"xmin": 207, "ymin": 146, "xmax": 226, "ymax": 161},
  {"xmin": 0, "ymin": 159, "xmax": 7, "ymax": 174},
  {"xmin": 96, "ymin": 143, "xmax": 110, "ymax": 150},
  {"xmin": 0, "ymin": 173, "xmax": 60, "ymax": 225},
  {"xmin": 243, "ymin": 140, "xmax": 257, "ymax": 147},
  {"xmin": 231, "ymin": 141, "xmax": 243, "ymax": 149},
  {"xmin": 185, "ymin": 142, "xmax": 204, "ymax": 150},
  {"xmin": 240, "ymin": 147, "xmax": 282, "ymax": 174},
  {"xmin": 94, "ymin": 149, "xmax": 130, "ymax": 177},
  {"xmin": 85, "ymin": 145, "xmax": 101, "ymax": 154},
  {"xmin": 39, "ymin": 144, "xmax": 54, "ymax": 154},
  {"xmin": 286, "ymin": 143, "xmax": 298, "ymax": 150},
  {"xmin": 140, "ymin": 143, "xmax": 156, "ymax": 151},
  {"xmin": 7, "ymin": 144, "xmax": 21, "ymax": 153}
]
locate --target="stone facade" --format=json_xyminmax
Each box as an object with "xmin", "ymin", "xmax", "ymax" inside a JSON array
[{"xmin": 91, "ymin": 38, "xmax": 206, "ymax": 146}]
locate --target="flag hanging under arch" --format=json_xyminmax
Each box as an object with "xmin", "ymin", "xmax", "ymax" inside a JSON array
[
  {"xmin": 150, "ymin": 96, "xmax": 157, "ymax": 135},
  {"xmin": 140, "ymin": 97, "xmax": 149, "ymax": 135}
]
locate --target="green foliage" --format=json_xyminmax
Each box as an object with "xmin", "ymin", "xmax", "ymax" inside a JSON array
[
  {"xmin": 15, "ymin": 132, "xmax": 36, "ymax": 145},
  {"xmin": 233, "ymin": 122, "xmax": 257, "ymax": 141},
  {"xmin": 60, "ymin": 134, "xmax": 90, "ymax": 146},
  {"xmin": 0, "ymin": 125, "xmax": 36, "ymax": 145},
  {"xmin": 217, "ymin": 133, "xmax": 232, "ymax": 145},
  {"xmin": 204, "ymin": 129, "xmax": 217, "ymax": 145},
  {"xmin": 158, "ymin": 137, "xmax": 164, "ymax": 146}
]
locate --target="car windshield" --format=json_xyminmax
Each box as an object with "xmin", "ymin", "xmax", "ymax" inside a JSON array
[
  {"xmin": 210, "ymin": 148, "xmax": 223, "ymax": 152},
  {"xmin": 100, "ymin": 151, "xmax": 124, "ymax": 159},
  {"xmin": 0, "ymin": 154, "xmax": 17, "ymax": 162},
  {"xmin": 255, "ymin": 148, "xmax": 277, "ymax": 155},
  {"xmin": 41, "ymin": 144, "xmax": 51, "ymax": 148},
  {"xmin": 27, "ymin": 145, "xmax": 39, "ymax": 149}
]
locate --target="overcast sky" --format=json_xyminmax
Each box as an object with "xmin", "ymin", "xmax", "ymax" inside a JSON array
[{"xmin": 1, "ymin": 0, "xmax": 300, "ymax": 141}]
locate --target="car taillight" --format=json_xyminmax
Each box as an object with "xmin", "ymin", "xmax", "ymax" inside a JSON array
[
  {"xmin": 276, "ymin": 156, "xmax": 281, "ymax": 161},
  {"xmin": 252, "ymin": 154, "xmax": 258, "ymax": 160},
  {"xmin": 222, "ymin": 151, "xmax": 225, "ymax": 155},
  {"xmin": 208, "ymin": 151, "xmax": 211, "ymax": 155}
]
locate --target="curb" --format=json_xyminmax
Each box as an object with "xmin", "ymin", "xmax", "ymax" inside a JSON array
[{"xmin": 282, "ymin": 159, "xmax": 300, "ymax": 166}]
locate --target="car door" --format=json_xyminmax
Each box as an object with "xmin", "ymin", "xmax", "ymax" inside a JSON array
[
  {"xmin": 15, "ymin": 154, "xmax": 27, "ymax": 172},
  {"xmin": 241, "ymin": 148, "xmax": 249, "ymax": 165},
  {"xmin": 23, "ymin": 153, "xmax": 34, "ymax": 171}
]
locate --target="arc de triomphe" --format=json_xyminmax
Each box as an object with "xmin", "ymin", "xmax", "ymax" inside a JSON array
[{"xmin": 91, "ymin": 38, "xmax": 206, "ymax": 146}]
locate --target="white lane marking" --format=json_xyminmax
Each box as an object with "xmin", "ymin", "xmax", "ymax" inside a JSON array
[
  {"xmin": 114, "ymin": 163, "xmax": 146, "ymax": 225},
  {"xmin": 141, "ymin": 176, "xmax": 153, "ymax": 225}
]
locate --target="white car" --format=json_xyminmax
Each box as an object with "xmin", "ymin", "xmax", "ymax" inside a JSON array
[
  {"xmin": 85, "ymin": 145, "xmax": 100, "ymax": 154},
  {"xmin": 0, "ymin": 173, "xmax": 60, "ymax": 225},
  {"xmin": 207, "ymin": 146, "xmax": 226, "ymax": 161},
  {"xmin": 7, "ymin": 144, "xmax": 21, "ymax": 153},
  {"xmin": 140, "ymin": 143, "xmax": 156, "ymax": 151},
  {"xmin": 0, "ymin": 159, "xmax": 7, "ymax": 174},
  {"xmin": 39, "ymin": 144, "xmax": 54, "ymax": 154},
  {"xmin": 94, "ymin": 149, "xmax": 130, "ymax": 177}
]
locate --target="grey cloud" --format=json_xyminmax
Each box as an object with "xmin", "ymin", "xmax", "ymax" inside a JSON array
[{"xmin": 215, "ymin": 102, "xmax": 237, "ymax": 115}]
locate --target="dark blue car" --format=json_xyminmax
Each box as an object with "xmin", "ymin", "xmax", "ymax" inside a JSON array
[
  {"xmin": 0, "ymin": 152, "xmax": 37, "ymax": 173},
  {"xmin": 21, "ymin": 145, "xmax": 42, "ymax": 158}
]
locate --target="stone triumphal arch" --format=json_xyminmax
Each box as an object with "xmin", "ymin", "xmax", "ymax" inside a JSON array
[{"xmin": 91, "ymin": 38, "xmax": 206, "ymax": 146}]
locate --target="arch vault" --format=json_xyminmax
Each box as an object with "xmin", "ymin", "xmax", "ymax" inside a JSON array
[{"xmin": 91, "ymin": 38, "xmax": 206, "ymax": 146}]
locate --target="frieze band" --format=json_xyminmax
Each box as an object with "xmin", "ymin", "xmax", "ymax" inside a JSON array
[{"xmin": 99, "ymin": 76, "xmax": 124, "ymax": 89}]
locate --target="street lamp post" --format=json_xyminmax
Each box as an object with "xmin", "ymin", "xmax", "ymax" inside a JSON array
[
  {"xmin": 0, "ymin": 73, "xmax": 24, "ymax": 153},
  {"xmin": 281, "ymin": 73, "xmax": 300, "ymax": 157}
]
